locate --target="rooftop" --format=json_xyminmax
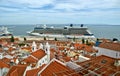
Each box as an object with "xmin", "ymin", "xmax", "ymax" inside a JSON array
[
  {"xmin": 31, "ymin": 49, "xmax": 46, "ymax": 59},
  {"xmin": 40, "ymin": 59, "xmax": 81, "ymax": 76},
  {"xmin": 0, "ymin": 59, "xmax": 10, "ymax": 68},
  {"xmin": 99, "ymin": 42, "xmax": 120, "ymax": 51},
  {"xmin": 26, "ymin": 64, "xmax": 46, "ymax": 76},
  {"xmin": 22, "ymin": 56, "xmax": 38, "ymax": 64},
  {"xmin": 77, "ymin": 55, "xmax": 120, "ymax": 76},
  {"xmin": 6, "ymin": 65, "xmax": 27, "ymax": 76}
]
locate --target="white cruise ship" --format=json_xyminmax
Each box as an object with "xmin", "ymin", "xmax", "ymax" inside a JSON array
[{"xmin": 27, "ymin": 24, "xmax": 95, "ymax": 39}]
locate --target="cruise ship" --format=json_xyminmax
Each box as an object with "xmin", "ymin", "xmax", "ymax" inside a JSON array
[{"xmin": 27, "ymin": 24, "xmax": 95, "ymax": 39}]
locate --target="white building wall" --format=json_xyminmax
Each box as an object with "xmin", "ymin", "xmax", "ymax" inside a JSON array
[
  {"xmin": 37, "ymin": 55, "xmax": 48, "ymax": 66},
  {"xmin": 94, "ymin": 47, "xmax": 120, "ymax": 58},
  {"xmin": 0, "ymin": 68, "xmax": 2, "ymax": 76}
]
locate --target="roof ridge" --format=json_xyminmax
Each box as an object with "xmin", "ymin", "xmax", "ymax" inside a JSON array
[
  {"xmin": 30, "ymin": 55, "xmax": 38, "ymax": 61},
  {"xmin": 37, "ymin": 58, "xmax": 65, "ymax": 75},
  {"xmin": 10, "ymin": 68, "xmax": 18, "ymax": 76}
]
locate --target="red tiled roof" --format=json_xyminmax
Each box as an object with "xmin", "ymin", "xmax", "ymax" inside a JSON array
[
  {"xmin": 31, "ymin": 49, "xmax": 46, "ymax": 59},
  {"xmin": 58, "ymin": 46, "xmax": 65, "ymax": 50},
  {"xmin": 84, "ymin": 46, "xmax": 97, "ymax": 53},
  {"xmin": 6, "ymin": 65, "xmax": 27, "ymax": 76},
  {"xmin": 0, "ymin": 60, "xmax": 10, "ymax": 68},
  {"xmin": 8, "ymin": 47, "xmax": 15, "ymax": 52},
  {"xmin": 54, "ymin": 70, "xmax": 81, "ymax": 76},
  {"xmin": 77, "ymin": 55, "xmax": 120, "ymax": 75},
  {"xmin": 0, "ymin": 38, "xmax": 19, "ymax": 44},
  {"xmin": 23, "ymin": 56, "xmax": 38, "ymax": 64},
  {"xmin": 99, "ymin": 42, "xmax": 120, "ymax": 51},
  {"xmin": 10, "ymin": 69, "xmax": 19, "ymax": 76},
  {"xmin": 22, "ymin": 46, "xmax": 32, "ymax": 52},
  {"xmin": 74, "ymin": 43, "xmax": 97, "ymax": 53},
  {"xmin": 40, "ymin": 59, "xmax": 81, "ymax": 76},
  {"xmin": 1, "ymin": 57, "xmax": 11, "ymax": 63},
  {"xmin": 62, "ymin": 57, "xmax": 71, "ymax": 62},
  {"xmin": 26, "ymin": 64, "xmax": 46, "ymax": 76}
]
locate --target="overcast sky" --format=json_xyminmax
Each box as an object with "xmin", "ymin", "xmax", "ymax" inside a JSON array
[{"xmin": 0, "ymin": 0, "xmax": 120, "ymax": 25}]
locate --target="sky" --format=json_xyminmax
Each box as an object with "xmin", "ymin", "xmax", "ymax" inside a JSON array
[{"xmin": 0, "ymin": 0, "xmax": 120, "ymax": 25}]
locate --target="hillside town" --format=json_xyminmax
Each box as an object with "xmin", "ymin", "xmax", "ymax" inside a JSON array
[{"xmin": 0, "ymin": 36, "xmax": 119, "ymax": 76}]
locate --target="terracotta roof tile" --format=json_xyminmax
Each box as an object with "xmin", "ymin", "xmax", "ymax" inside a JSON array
[
  {"xmin": 31, "ymin": 49, "xmax": 46, "ymax": 59},
  {"xmin": 99, "ymin": 42, "xmax": 120, "ymax": 51},
  {"xmin": 22, "ymin": 46, "xmax": 32, "ymax": 52},
  {"xmin": 1, "ymin": 57, "xmax": 11, "ymax": 63},
  {"xmin": 22, "ymin": 56, "xmax": 38, "ymax": 64},
  {"xmin": 77, "ymin": 55, "xmax": 120, "ymax": 75},
  {"xmin": 74, "ymin": 43, "xmax": 97, "ymax": 53},
  {"xmin": 62, "ymin": 57, "xmax": 71, "ymax": 62},
  {"xmin": 26, "ymin": 64, "xmax": 46, "ymax": 76},
  {"xmin": 40, "ymin": 59, "xmax": 81, "ymax": 76},
  {"xmin": 8, "ymin": 47, "xmax": 15, "ymax": 52},
  {"xmin": 10, "ymin": 69, "xmax": 19, "ymax": 76},
  {"xmin": 58, "ymin": 46, "xmax": 65, "ymax": 50},
  {"xmin": 6, "ymin": 65, "xmax": 27, "ymax": 76},
  {"xmin": 84, "ymin": 46, "xmax": 97, "ymax": 53},
  {"xmin": 0, "ymin": 60, "xmax": 10, "ymax": 68}
]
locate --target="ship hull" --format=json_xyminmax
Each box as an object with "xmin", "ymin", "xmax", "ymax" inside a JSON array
[{"xmin": 27, "ymin": 32, "xmax": 95, "ymax": 39}]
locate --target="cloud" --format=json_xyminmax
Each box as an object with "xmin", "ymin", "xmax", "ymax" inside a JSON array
[
  {"xmin": 0, "ymin": 0, "xmax": 120, "ymax": 24},
  {"xmin": 2, "ymin": 0, "xmax": 54, "ymax": 8},
  {"xmin": 0, "ymin": 0, "xmax": 119, "ymax": 12}
]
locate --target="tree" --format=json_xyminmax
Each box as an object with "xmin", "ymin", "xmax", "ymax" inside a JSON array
[
  {"xmin": 73, "ymin": 36, "xmax": 75, "ymax": 42},
  {"xmin": 54, "ymin": 37, "xmax": 57, "ymax": 41},
  {"xmin": 86, "ymin": 40, "xmax": 88, "ymax": 45},
  {"xmin": 113, "ymin": 38, "xmax": 118, "ymax": 41},
  {"xmin": 44, "ymin": 37, "xmax": 46, "ymax": 40},
  {"xmin": 10, "ymin": 35, "xmax": 14, "ymax": 42},
  {"xmin": 82, "ymin": 38, "xmax": 84, "ymax": 44},
  {"xmin": 24, "ymin": 37, "xmax": 27, "ymax": 41}
]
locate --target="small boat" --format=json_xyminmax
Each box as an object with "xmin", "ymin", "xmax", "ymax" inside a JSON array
[{"xmin": 0, "ymin": 26, "xmax": 12, "ymax": 36}]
